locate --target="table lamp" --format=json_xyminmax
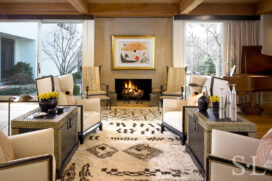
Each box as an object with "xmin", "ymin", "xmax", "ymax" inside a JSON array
[{"xmin": 8, "ymin": 94, "xmax": 33, "ymax": 136}]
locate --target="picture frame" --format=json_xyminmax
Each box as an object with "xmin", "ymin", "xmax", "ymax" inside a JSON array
[{"xmin": 112, "ymin": 35, "xmax": 155, "ymax": 70}]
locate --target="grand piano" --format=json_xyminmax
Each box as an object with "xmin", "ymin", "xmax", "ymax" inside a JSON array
[{"xmin": 224, "ymin": 46, "xmax": 272, "ymax": 115}]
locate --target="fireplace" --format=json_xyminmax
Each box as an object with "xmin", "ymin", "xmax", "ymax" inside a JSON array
[{"xmin": 115, "ymin": 79, "xmax": 152, "ymax": 101}]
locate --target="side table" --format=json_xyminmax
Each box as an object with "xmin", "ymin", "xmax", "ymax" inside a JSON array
[
  {"xmin": 11, "ymin": 106, "xmax": 79, "ymax": 178},
  {"xmin": 184, "ymin": 108, "xmax": 257, "ymax": 176}
]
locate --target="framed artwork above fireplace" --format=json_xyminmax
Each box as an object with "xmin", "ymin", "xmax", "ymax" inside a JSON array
[{"xmin": 112, "ymin": 35, "xmax": 155, "ymax": 70}]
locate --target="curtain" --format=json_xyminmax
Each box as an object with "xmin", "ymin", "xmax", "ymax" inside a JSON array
[
  {"xmin": 82, "ymin": 20, "xmax": 95, "ymax": 67},
  {"xmin": 224, "ymin": 20, "xmax": 260, "ymax": 75}
]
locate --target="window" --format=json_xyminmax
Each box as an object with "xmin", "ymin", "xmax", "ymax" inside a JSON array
[
  {"xmin": 41, "ymin": 22, "xmax": 83, "ymax": 96},
  {"xmin": 0, "ymin": 21, "xmax": 84, "ymax": 99},
  {"xmin": 185, "ymin": 22, "xmax": 223, "ymax": 77},
  {"xmin": 0, "ymin": 22, "xmax": 38, "ymax": 96}
]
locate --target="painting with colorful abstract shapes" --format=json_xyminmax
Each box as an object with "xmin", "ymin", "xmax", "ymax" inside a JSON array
[{"xmin": 112, "ymin": 35, "xmax": 155, "ymax": 70}]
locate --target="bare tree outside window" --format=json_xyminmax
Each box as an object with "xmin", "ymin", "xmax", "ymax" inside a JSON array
[
  {"xmin": 185, "ymin": 22, "xmax": 223, "ymax": 77},
  {"xmin": 42, "ymin": 23, "xmax": 82, "ymax": 75},
  {"xmin": 42, "ymin": 23, "xmax": 83, "ymax": 95}
]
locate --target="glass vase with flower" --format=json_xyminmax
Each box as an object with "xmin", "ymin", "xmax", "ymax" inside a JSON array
[{"xmin": 210, "ymin": 95, "xmax": 220, "ymax": 114}]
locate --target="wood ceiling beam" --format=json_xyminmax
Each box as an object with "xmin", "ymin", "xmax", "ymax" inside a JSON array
[
  {"xmin": 179, "ymin": 0, "xmax": 203, "ymax": 14},
  {"xmin": 67, "ymin": 0, "xmax": 88, "ymax": 14},
  {"xmin": 0, "ymin": 3, "xmax": 79, "ymax": 15},
  {"xmin": 188, "ymin": 3, "xmax": 256, "ymax": 15},
  {"xmin": 256, "ymin": 0, "xmax": 272, "ymax": 15},
  {"xmin": 89, "ymin": 3, "xmax": 179, "ymax": 17}
]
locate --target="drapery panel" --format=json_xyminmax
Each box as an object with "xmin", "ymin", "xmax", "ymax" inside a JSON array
[{"xmin": 224, "ymin": 20, "xmax": 260, "ymax": 75}]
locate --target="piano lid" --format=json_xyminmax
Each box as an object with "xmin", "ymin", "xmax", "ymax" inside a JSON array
[{"xmin": 241, "ymin": 46, "xmax": 272, "ymax": 75}]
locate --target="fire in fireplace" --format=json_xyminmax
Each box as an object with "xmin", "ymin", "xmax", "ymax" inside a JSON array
[
  {"xmin": 115, "ymin": 79, "xmax": 152, "ymax": 101},
  {"xmin": 122, "ymin": 80, "xmax": 144, "ymax": 102}
]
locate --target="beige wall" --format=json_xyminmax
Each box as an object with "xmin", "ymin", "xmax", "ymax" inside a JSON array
[{"xmin": 95, "ymin": 18, "xmax": 173, "ymax": 92}]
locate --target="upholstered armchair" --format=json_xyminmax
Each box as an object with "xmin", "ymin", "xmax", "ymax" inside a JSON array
[
  {"xmin": 82, "ymin": 66, "xmax": 109, "ymax": 98},
  {"xmin": 36, "ymin": 74, "xmax": 102, "ymax": 144},
  {"xmin": 161, "ymin": 99, "xmax": 187, "ymax": 145},
  {"xmin": 161, "ymin": 75, "xmax": 214, "ymax": 145},
  {"xmin": 55, "ymin": 74, "xmax": 102, "ymax": 144},
  {"xmin": 160, "ymin": 66, "xmax": 186, "ymax": 99},
  {"xmin": 207, "ymin": 130, "xmax": 272, "ymax": 181},
  {"xmin": 0, "ymin": 128, "xmax": 55, "ymax": 181}
]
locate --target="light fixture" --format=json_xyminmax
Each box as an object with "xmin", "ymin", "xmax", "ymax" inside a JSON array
[{"xmin": 8, "ymin": 94, "xmax": 33, "ymax": 136}]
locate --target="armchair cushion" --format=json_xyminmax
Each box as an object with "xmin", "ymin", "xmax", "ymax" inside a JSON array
[
  {"xmin": 83, "ymin": 111, "xmax": 101, "ymax": 132},
  {"xmin": 163, "ymin": 111, "xmax": 183, "ymax": 133},
  {"xmin": 0, "ymin": 130, "xmax": 14, "ymax": 162},
  {"xmin": 58, "ymin": 91, "xmax": 68, "ymax": 105},
  {"xmin": 10, "ymin": 128, "xmax": 54, "ymax": 159},
  {"xmin": 162, "ymin": 91, "xmax": 182, "ymax": 96},
  {"xmin": 256, "ymin": 128, "xmax": 272, "ymax": 168},
  {"xmin": 212, "ymin": 129, "xmax": 259, "ymax": 163},
  {"xmin": 76, "ymin": 98, "xmax": 100, "ymax": 112}
]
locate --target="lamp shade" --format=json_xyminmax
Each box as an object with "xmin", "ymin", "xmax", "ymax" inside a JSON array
[{"xmin": 261, "ymin": 14, "xmax": 272, "ymax": 56}]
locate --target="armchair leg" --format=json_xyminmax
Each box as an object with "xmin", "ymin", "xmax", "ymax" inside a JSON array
[
  {"xmin": 99, "ymin": 123, "xmax": 103, "ymax": 130},
  {"xmin": 180, "ymin": 135, "xmax": 187, "ymax": 145},
  {"xmin": 161, "ymin": 124, "xmax": 165, "ymax": 133},
  {"xmin": 78, "ymin": 132, "xmax": 84, "ymax": 144}
]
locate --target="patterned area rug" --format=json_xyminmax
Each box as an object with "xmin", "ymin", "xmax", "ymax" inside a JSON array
[{"xmin": 61, "ymin": 107, "xmax": 203, "ymax": 181}]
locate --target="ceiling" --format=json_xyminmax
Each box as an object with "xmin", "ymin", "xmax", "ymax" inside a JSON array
[{"xmin": 0, "ymin": 0, "xmax": 270, "ymax": 17}]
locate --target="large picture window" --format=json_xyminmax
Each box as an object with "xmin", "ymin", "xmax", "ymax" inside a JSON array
[
  {"xmin": 41, "ymin": 22, "xmax": 83, "ymax": 95},
  {"xmin": 0, "ymin": 22, "xmax": 38, "ymax": 97},
  {"xmin": 185, "ymin": 22, "xmax": 224, "ymax": 77},
  {"xmin": 0, "ymin": 21, "xmax": 84, "ymax": 99}
]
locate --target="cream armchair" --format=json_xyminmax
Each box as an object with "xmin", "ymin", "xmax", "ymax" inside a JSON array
[
  {"xmin": 161, "ymin": 99, "xmax": 187, "ymax": 145},
  {"xmin": 207, "ymin": 130, "xmax": 272, "ymax": 181},
  {"xmin": 36, "ymin": 74, "xmax": 102, "ymax": 144},
  {"xmin": 0, "ymin": 128, "xmax": 55, "ymax": 181}
]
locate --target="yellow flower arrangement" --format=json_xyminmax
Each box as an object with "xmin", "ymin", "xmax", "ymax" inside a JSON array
[
  {"xmin": 38, "ymin": 91, "xmax": 59, "ymax": 100},
  {"xmin": 210, "ymin": 95, "xmax": 220, "ymax": 103}
]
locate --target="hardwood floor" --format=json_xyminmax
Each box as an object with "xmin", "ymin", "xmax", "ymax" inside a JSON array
[{"xmin": 239, "ymin": 103, "xmax": 272, "ymax": 138}]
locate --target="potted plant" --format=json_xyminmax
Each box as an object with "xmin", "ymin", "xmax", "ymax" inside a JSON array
[{"xmin": 38, "ymin": 91, "xmax": 59, "ymax": 113}]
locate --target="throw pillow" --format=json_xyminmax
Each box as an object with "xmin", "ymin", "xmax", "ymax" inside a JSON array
[
  {"xmin": 256, "ymin": 128, "xmax": 272, "ymax": 168},
  {"xmin": 57, "ymin": 74, "xmax": 74, "ymax": 95},
  {"xmin": 190, "ymin": 75, "xmax": 207, "ymax": 93},
  {"xmin": 0, "ymin": 130, "xmax": 15, "ymax": 163},
  {"xmin": 263, "ymin": 149, "xmax": 272, "ymax": 169}
]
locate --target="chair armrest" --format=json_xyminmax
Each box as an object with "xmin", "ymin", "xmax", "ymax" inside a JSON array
[
  {"xmin": 76, "ymin": 98, "xmax": 100, "ymax": 112},
  {"xmin": 100, "ymin": 83, "xmax": 109, "ymax": 96},
  {"xmin": 160, "ymin": 84, "xmax": 167, "ymax": 95},
  {"xmin": 163, "ymin": 99, "xmax": 187, "ymax": 112},
  {"xmin": 9, "ymin": 128, "xmax": 54, "ymax": 159},
  {"xmin": 212, "ymin": 130, "xmax": 259, "ymax": 163},
  {"xmin": 0, "ymin": 154, "xmax": 54, "ymax": 181},
  {"xmin": 206, "ymin": 155, "xmax": 272, "ymax": 181}
]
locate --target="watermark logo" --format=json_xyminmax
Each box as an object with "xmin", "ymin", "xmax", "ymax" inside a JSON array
[{"xmin": 232, "ymin": 156, "xmax": 266, "ymax": 176}]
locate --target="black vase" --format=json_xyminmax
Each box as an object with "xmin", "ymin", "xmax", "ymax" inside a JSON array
[
  {"xmin": 39, "ymin": 98, "xmax": 57, "ymax": 112},
  {"xmin": 198, "ymin": 94, "xmax": 209, "ymax": 112}
]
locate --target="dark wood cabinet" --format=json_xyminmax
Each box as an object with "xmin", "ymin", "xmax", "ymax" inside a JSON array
[
  {"xmin": 187, "ymin": 115, "xmax": 205, "ymax": 175},
  {"xmin": 60, "ymin": 110, "xmax": 78, "ymax": 169}
]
